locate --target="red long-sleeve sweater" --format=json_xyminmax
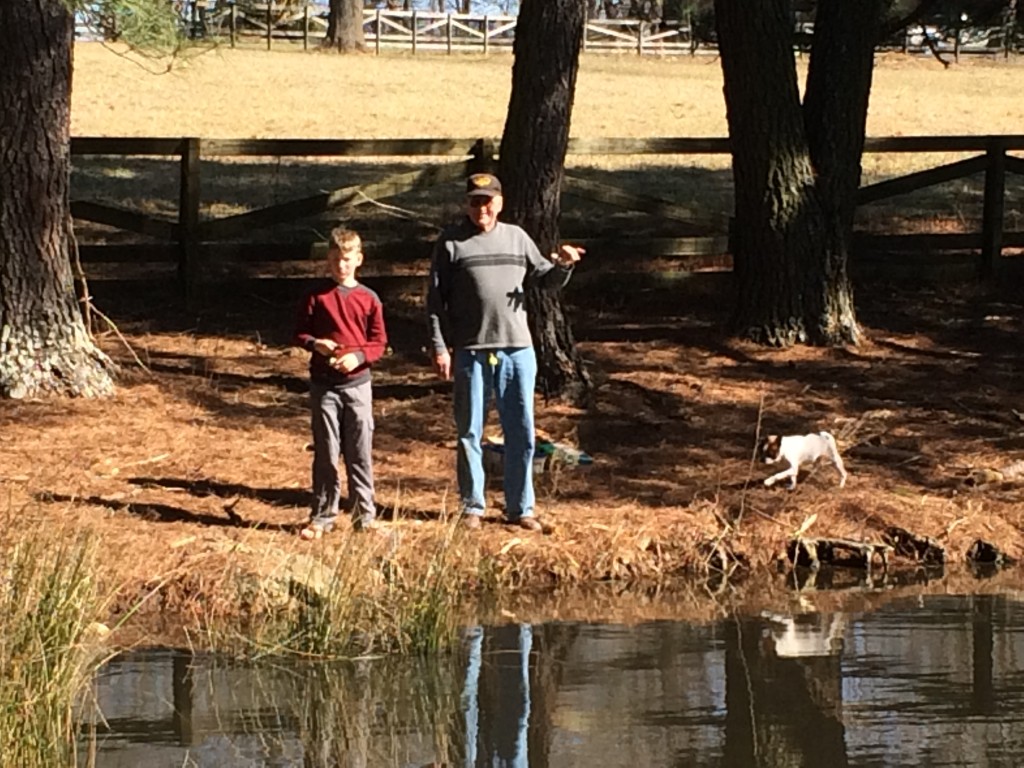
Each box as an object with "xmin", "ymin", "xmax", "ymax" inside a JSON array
[{"xmin": 293, "ymin": 281, "xmax": 388, "ymax": 386}]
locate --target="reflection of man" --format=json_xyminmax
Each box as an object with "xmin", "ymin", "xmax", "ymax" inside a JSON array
[
  {"xmin": 427, "ymin": 173, "xmax": 583, "ymax": 532},
  {"xmin": 462, "ymin": 624, "xmax": 532, "ymax": 767}
]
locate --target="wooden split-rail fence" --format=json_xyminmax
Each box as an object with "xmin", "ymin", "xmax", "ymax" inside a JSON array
[{"xmin": 70, "ymin": 134, "xmax": 1024, "ymax": 304}]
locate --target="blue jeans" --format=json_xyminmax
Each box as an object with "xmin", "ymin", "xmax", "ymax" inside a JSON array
[{"xmin": 453, "ymin": 347, "xmax": 537, "ymax": 521}]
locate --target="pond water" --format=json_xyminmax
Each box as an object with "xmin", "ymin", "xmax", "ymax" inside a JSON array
[{"xmin": 80, "ymin": 593, "xmax": 1024, "ymax": 767}]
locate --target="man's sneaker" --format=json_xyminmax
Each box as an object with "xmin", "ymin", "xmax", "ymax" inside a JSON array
[
  {"xmin": 352, "ymin": 517, "xmax": 380, "ymax": 533},
  {"xmin": 514, "ymin": 517, "xmax": 543, "ymax": 533},
  {"xmin": 459, "ymin": 514, "xmax": 482, "ymax": 531}
]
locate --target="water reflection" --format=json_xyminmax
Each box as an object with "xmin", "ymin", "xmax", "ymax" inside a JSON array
[{"xmin": 80, "ymin": 594, "xmax": 1024, "ymax": 766}]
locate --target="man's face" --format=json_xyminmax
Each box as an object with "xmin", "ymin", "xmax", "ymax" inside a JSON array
[
  {"xmin": 466, "ymin": 193, "xmax": 502, "ymax": 232},
  {"xmin": 328, "ymin": 244, "xmax": 363, "ymax": 284}
]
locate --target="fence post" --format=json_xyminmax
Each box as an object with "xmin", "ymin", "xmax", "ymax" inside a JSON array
[
  {"xmin": 581, "ymin": 7, "xmax": 587, "ymax": 53},
  {"xmin": 469, "ymin": 138, "xmax": 496, "ymax": 175},
  {"xmin": 229, "ymin": 1, "xmax": 236, "ymax": 48},
  {"xmin": 637, "ymin": 21, "xmax": 643, "ymax": 55},
  {"xmin": 303, "ymin": 2, "xmax": 309, "ymax": 50},
  {"xmin": 980, "ymin": 140, "xmax": 1006, "ymax": 279},
  {"xmin": 412, "ymin": 10, "xmax": 418, "ymax": 55},
  {"xmin": 447, "ymin": 13, "xmax": 453, "ymax": 55},
  {"xmin": 483, "ymin": 14, "xmax": 488, "ymax": 54},
  {"xmin": 266, "ymin": 1, "xmax": 272, "ymax": 50},
  {"xmin": 375, "ymin": 8, "xmax": 381, "ymax": 55},
  {"xmin": 179, "ymin": 138, "xmax": 202, "ymax": 307}
]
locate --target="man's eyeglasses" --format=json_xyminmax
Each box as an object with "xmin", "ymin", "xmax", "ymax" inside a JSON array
[{"xmin": 467, "ymin": 196, "xmax": 494, "ymax": 208}]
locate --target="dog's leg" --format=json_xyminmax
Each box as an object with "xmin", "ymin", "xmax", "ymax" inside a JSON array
[
  {"xmin": 830, "ymin": 451, "xmax": 848, "ymax": 488},
  {"xmin": 786, "ymin": 467, "xmax": 799, "ymax": 490},
  {"xmin": 765, "ymin": 465, "xmax": 800, "ymax": 489},
  {"xmin": 823, "ymin": 433, "xmax": 848, "ymax": 488}
]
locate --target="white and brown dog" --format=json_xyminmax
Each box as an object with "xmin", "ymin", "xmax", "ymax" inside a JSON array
[{"xmin": 758, "ymin": 432, "xmax": 848, "ymax": 490}]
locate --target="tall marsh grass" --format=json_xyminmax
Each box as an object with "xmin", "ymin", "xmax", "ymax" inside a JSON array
[
  {"xmin": 0, "ymin": 531, "xmax": 110, "ymax": 767},
  {"xmin": 202, "ymin": 522, "xmax": 465, "ymax": 660}
]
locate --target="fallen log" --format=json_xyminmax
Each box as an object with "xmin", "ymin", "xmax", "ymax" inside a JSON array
[
  {"xmin": 883, "ymin": 526, "xmax": 945, "ymax": 564},
  {"xmin": 787, "ymin": 537, "xmax": 893, "ymax": 572}
]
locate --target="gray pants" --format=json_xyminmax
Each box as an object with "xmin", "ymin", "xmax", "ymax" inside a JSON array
[{"xmin": 310, "ymin": 379, "xmax": 375, "ymax": 528}]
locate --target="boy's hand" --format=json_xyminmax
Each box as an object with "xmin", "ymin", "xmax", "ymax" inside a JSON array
[
  {"xmin": 313, "ymin": 339, "xmax": 338, "ymax": 358},
  {"xmin": 434, "ymin": 350, "xmax": 451, "ymax": 381},
  {"xmin": 331, "ymin": 351, "xmax": 364, "ymax": 373}
]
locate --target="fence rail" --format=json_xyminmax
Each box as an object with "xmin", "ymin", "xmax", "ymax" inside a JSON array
[
  {"xmin": 70, "ymin": 133, "xmax": 1024, "ymax": 304},
  {"xmin": 77, "ymin": 4, "xmax": 1023, "ymax": 58}
]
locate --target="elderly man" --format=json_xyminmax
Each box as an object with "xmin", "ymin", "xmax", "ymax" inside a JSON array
[{"xmin": 427, "ymin": 173, "xmax": 583, "ymax": 532}]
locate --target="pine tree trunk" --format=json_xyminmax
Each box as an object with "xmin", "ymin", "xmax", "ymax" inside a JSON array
[
  {"xmin": 499, "ymin": 0, "xmax": 591, "ymax": 404},
  {"xmin": 0, "ymin": 0, "xmax": 115, "ymax": 399},
  {"xmin": 323, "ymin": 0, "xmax": 366, "ymax": 51},
  {"xmin": 715, "ymin": 0, "xmax": 860, "ymax": 347},
  {"xmin": 803, "ymin": 0, "xmax": 883, "ymax": 345}
]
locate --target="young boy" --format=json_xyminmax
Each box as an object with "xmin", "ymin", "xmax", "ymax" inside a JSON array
[{"xmin": 293, "ymin": 227, "xmax": 388, "ymax": 538}]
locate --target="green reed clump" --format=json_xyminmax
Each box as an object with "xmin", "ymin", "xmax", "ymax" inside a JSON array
[
  {"xmin": 0, "ymin": 531, "xmax": 110, "ymax": 767},
  {"xmin": 385, "ymin": 523, "xmax": 462, "ymax": 656},
  {"xmin": 205, "ymin": 524, "xmax": 464, "ymax": 660}
]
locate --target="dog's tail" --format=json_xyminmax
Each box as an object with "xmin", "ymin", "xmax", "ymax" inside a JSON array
[{"xmin": 819, "ymin": 431, "xmax": 839, "ymax": 458}]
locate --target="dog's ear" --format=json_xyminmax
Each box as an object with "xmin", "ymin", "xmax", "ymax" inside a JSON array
[{"xmin": 758, "ymin": 435, "xmax": 781, "ymax": 459}]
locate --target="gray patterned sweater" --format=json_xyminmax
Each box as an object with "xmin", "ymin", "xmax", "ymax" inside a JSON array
[{"xmin": 427, "ymin": 218, "xmax": 573, "ymax": 354}]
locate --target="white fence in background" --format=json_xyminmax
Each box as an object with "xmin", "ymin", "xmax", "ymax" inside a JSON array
[{"xmin": 76, "ymin": 4, "xmax": 1022, "ymax": 59}]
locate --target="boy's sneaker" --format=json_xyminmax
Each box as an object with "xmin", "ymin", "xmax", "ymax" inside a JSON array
[
  {"xmin": 459, "ymin": 514, "xmax": 482, "ymax": 531},
  {"xmin": 299, "ymin": 521, "xmax": 333, "ymax": 541}
]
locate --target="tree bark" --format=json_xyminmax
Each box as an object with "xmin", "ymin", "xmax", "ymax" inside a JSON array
[
  {"xmin": 803, "ymin": 0, "xmax": 883, "ymax": 345},
  {"xmin": 499, "ymin": 0, "xmax": 591, "ymax": 404},
  {"xmin": 0, "ymin": 0, "xmax": 115, "ymax": 398},
  {"xmin": 715, "ymin": 0, "xmax": 861, "ymax": 346},
  {"xmin": 323, "ymin": 0, "xmax": 366, "ymax": 52}
]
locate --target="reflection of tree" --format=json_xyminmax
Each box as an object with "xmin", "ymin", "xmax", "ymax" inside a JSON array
[
  {"xmin": 971, "ymin": 595, "xmax": 995, "ymax": 716},
  {"xmin": 723, "ymin": 616, "xmax": 849, "ymax": 768},
  {"xmin": 527, "ymin": 622, "xmax": 578, "ymax": 768},
  {"xmin": 171, "ymin": 653, "xmax": 196, "ymax": 746}
]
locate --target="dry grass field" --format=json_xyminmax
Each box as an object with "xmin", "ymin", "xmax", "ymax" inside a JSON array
[
  {"xmin": 70, "ymin": 44, "xmax": 1024, "ymax": 140},
  {"xmin": 3, "ymin": 46, "xmax": 1024, "ymax": 633}
]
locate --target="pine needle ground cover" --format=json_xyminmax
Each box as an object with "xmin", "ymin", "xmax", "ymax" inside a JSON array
[{"xmin": 2, "ymin": 46, "xmax": 1023, "ymax": 642}]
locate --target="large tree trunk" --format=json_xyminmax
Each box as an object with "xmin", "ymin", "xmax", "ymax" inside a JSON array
[
  {"xmin": 498, "ymin": 0, "xmax": 591, "ymax": 404},
  {"xmin": 802, "ymin": 0, "xmax": 884, "ymax": 345},
  {"xmin": 0, "ymin": 0, "xmax": 115, "ymax": 399},
  {"xmin": 715, "ymin": 0, "xmax": 860, "ymax": 346},
  {"xmin": 323, "ymin": 0, "xmax": 366, "ymax": 51}
]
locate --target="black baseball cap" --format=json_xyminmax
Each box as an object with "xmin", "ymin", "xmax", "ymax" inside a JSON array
[{"xmin": 466, "ymin": 173, "xmax": 502, "ymax": 198}]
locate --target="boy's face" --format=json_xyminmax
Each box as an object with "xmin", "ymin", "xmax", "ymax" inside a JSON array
[{"xmin": 328, "ymin": 243, "xmax": 363, "ymax": 285}]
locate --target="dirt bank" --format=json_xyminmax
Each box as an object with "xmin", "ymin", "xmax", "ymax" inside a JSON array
[{"xmin": 2, "ymin": 279, "xmax": 1023, "ymax": 631}]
